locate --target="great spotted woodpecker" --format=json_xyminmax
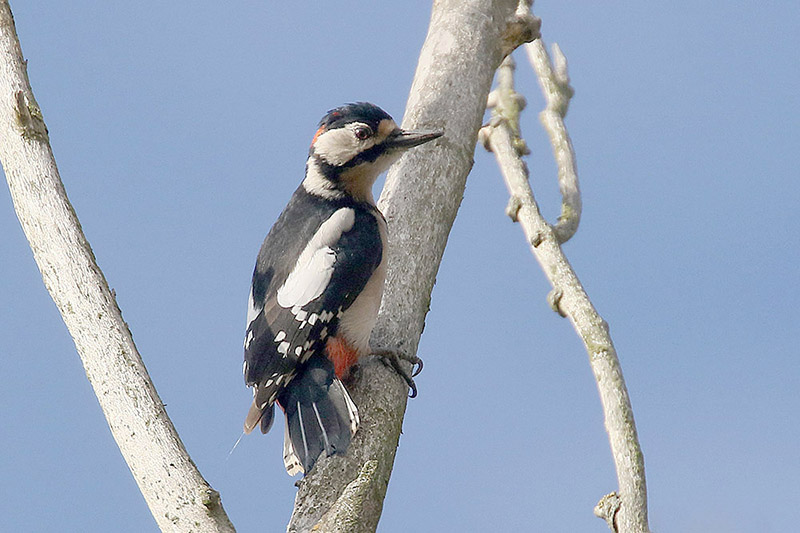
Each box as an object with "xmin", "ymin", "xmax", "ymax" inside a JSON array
[{"xmin": 243, "ymin": 102, "xmax": 442, "ymax": 475}]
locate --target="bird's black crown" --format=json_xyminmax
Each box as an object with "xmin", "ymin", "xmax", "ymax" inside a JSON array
[{"xmin": 318, "ymin": 102, "xmax": 394, "ymax": 132}]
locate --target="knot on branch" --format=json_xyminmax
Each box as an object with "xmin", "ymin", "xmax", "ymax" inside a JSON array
[
  {"xmin": 14, "ymin": 90, "xmax": 49, "ymax": 141},
  {"xmin": 594, "ymin": 492, "xmax": 621, "ymax": 532},
  {"xmin": 547, "ymin": 287, "xmax": 567, "ymax": 317},
  {"xmin": 505, "ymin": 196, "xmax": 522, "ymax": 222},
  {"xmin": 500, "ymin": 1, "xmax": 542, "ymax": 57},
  {"xmin": 201, "ymin": 488, "xmax": 222, "ymax": 514},
  {"xmin": 477, "ymin": 125, "xmax": 493, "ymax": 152}
]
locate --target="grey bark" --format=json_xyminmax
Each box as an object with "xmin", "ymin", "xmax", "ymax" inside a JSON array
[
  {"xmin": 286, "ymin": 1, "xmax": 533, "ymax": 531},
  {"xmin": 0, "ymin": 3, "xmax": 235, "ymax": 531}
]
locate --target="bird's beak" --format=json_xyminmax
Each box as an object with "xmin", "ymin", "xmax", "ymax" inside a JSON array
[{"xmin": 384, "ymin": 129, "xmax": 444, "ymax": 151}]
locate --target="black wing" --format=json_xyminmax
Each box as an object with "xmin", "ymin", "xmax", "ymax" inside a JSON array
[{"xmin": 243, "ymin": 197, "xmax": 382, "ymax": 432}]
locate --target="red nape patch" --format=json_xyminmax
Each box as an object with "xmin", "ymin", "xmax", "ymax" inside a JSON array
[
  {"xmin": 311, "ymin": 125, "xmax": 326, "ymax": 146},
  {"xmin": 326, "ymin": 337, "xmax": 360, "ymax": 379}
]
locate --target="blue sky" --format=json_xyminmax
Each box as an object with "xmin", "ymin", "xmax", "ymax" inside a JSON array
[{"xmin": 1, "ymin": 2, "xmax": 798, "ymax": 532}]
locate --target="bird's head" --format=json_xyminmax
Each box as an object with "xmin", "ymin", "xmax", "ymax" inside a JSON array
[{"xmin": 303, "ymin": 102, "xmax": 442, "ymax": 203}]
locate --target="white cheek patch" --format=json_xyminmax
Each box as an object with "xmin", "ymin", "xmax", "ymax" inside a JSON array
[
  {"xmin": 314, "ymin": 124, "xmax": 377, "ymax": 166},
  {"xmin": 276, "ymin": 208, "xmax": 356, "ymax": 308}
]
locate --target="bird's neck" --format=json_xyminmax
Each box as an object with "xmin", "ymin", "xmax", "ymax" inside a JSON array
[{"xmin": 302, "ymin": 157, "xmax": 378, "ymax": 205}]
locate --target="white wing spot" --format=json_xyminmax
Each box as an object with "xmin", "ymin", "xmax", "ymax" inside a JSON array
[
  {"xmin": 295, "ymin": 346, "xmax": 303, "ymax": 356},
  {"xmin": 308, "ymin": 313, "xmax": 318, "ymax": 325},
  {"xmin": 274, "ymin": 331, "xmax": 286, "ymax": 342},
  {"xmin": 294, "ymin": 309, "xmax": 308, "ymax": 322},
  {"xmin": 277, "ymin": 341, "xmax": 290, "ymax": 355}
]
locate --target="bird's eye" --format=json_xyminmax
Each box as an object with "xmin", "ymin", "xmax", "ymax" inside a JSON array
[{"xmin": 354, "ymin": 126, "xmax": 372, "ymax": 140}]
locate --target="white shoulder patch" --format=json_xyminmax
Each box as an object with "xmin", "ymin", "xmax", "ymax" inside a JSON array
[{"xmin": 277, "ymin": 208, "xmax": 355, "ymax": 308}]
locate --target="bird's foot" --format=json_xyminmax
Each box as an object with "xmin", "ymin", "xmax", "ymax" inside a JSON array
[{"xmin": 372, "ymin": 348, "xmax": 423, "ymax": 398}]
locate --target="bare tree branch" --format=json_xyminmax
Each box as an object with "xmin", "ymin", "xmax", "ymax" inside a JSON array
[
  {"xmin": 524, "ymin": 38, "xmax": 581, "ymax": 242},
  {"xmin": 479, "ymin": 52, "xmax": 650, "ymax": 533},
  {"xmin": 287, "ymin": 1, "xmax": 536, "ymax": 531},
  {"xmin": 0, "ymin": 3, "xmax": 234, "ymax": 531}
]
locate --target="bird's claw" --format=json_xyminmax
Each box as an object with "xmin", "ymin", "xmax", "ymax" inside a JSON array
[{"xmin": 373, "ymin": 348, "xmax": 423, "ymax": 398}]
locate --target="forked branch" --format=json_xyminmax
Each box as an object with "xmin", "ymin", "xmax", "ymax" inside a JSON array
[{"xmin": 479, "ymin": 39, "xmax": 650, "ymax": 533}]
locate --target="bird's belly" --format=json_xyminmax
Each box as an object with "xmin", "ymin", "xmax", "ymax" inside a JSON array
[{"xmin": 336, "ymin": 256, "xmax": 386, "ymax": 356}]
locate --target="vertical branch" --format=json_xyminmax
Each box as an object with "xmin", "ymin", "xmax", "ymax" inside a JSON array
[
  {"xmin": 0, "ymin": 3, "xmax": 234, "ymax": 531},
  {"xmin": 479, "ymin": 53, "xmax": 650, "ymax": 533},
  {"xmin": 287, "ymin": 1, "xmax": 533, "ymax": 531}
]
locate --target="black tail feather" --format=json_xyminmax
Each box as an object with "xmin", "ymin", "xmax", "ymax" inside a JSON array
[
  {"xmin": 259, "ymin": 403, "xmax": 275, "ymax": 434},
  {"xmin": 278, "ymin": 354, "xmax": 359, "ymax": 475}
]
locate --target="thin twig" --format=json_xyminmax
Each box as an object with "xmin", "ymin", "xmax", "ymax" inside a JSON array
[
  {"xmin": 522, "ymin": 9, "xmax": 581, "ymax": 243},
  {"xmin": 479, "ymin": 53, "xmax": 650, "ymax": 533}
]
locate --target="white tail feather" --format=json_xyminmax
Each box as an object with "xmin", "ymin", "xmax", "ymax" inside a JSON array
[
  {"xmin": 283, "ymin": 416, "xmax": 303, "ymax": 476},
  {"xmin": 281, "ymin": 378, "xmax": 360, "ymax": 476},
  {"xmin": 333, "ymin": 378, "xmax": 360, "ymax": 436},
  {"xmin": 312, "ymin": 401, "xmax": 332, "ymax": 453}
]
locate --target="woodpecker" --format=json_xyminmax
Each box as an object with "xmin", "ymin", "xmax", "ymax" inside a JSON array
[{"xmin": 243, "ymin": 102, "xmax": 442, "ymax": 475}]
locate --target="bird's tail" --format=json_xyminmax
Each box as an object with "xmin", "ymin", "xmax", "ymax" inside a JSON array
[{"xmin": 278, "ymin": 354, "xmax": 359, "ymax": 476}]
